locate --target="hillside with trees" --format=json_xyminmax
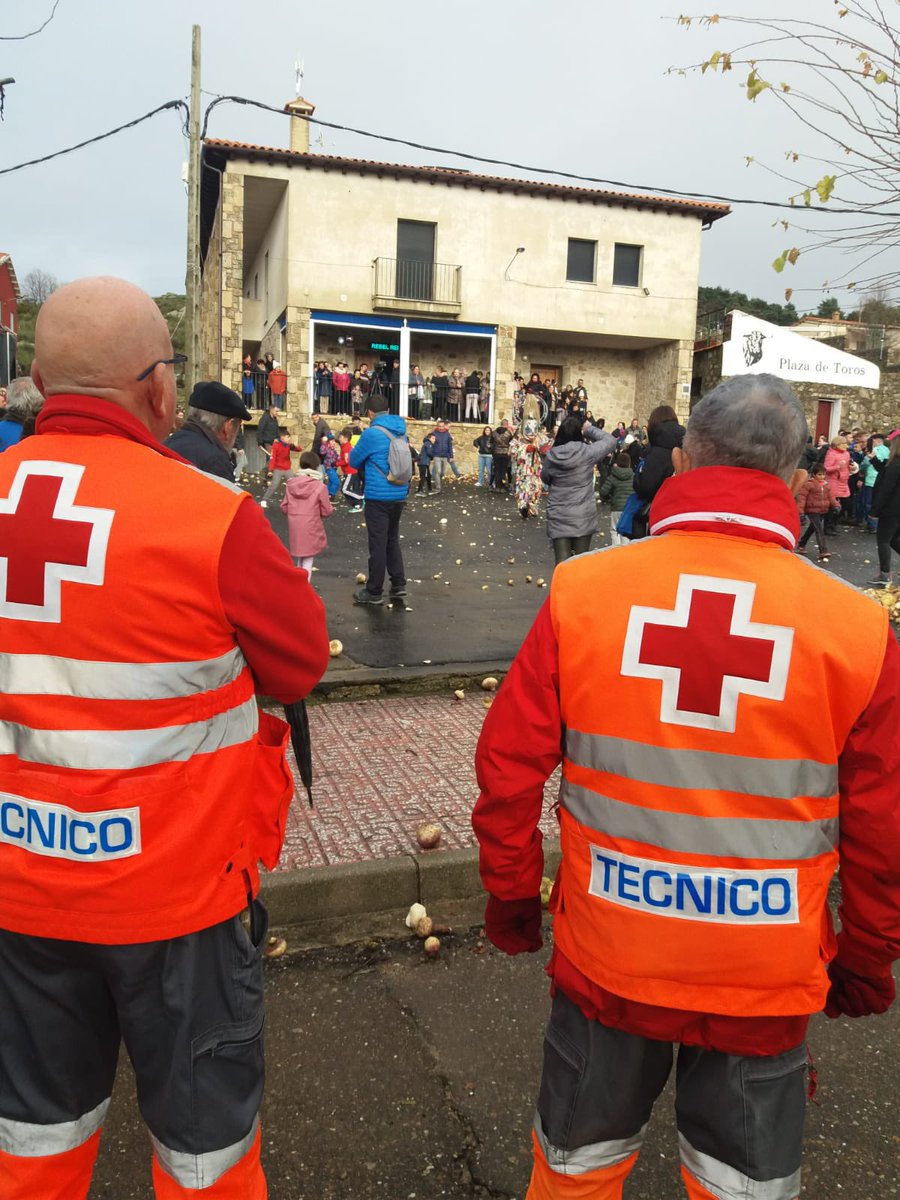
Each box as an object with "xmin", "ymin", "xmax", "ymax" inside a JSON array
[
  {"xmin": 13, "ymin": 291, "xmax": 185, "ymax": 376},
  {"xmin": 697, "ymin": 286, "xmax": 798, "ymax": 327}
]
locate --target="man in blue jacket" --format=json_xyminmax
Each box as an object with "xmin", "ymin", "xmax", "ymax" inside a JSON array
[
  {"xmin": 429, "ymin": 420, "xmax": 454, "ymax": 492},
  {"xmin": 348, "ymin": 395, "xmax": 409, "ymax": 604}
]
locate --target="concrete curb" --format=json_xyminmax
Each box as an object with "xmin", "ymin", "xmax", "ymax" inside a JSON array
[
  {"xmin": 311, "ymin": 660, "xmax": 511, "ymax": 703},
  {"xmin": 261, "ymin": 843, "xmax": 561, "ymax": 929}
]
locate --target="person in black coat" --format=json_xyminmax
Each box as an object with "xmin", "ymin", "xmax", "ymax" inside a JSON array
[
  {"xmin": 525, "ymin": 372, "xmax": 551, "ymax": 409},
  {"xmin": 166, "ymin": 381, "xmax": 251, "ymax": 483},
  {"xmin": 256, "ymin": 404, "xmax": 280, "ymax": 457},
  {"xmin": 633, "ymin": 405, "xmax": 686, "ymax": 504},
  {"xmin": 311, "ymin": 413, "xmax": 334, "ymax": 456},
  {"xmin": 869, "ymin": 436, "xmax": 900, "ymax": 585}
]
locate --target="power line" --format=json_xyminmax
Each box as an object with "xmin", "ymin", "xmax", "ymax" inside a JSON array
[
  {"xmin": 201, "ymin": 93, "xmax": 900, "ymax": 220},
  {"xmin": 0, "ymin": 0, "xmax": 62, "ymax": 41},
  {"xmin": 0, "ymin": 100, "xmax": 190, "ymax": 177}
]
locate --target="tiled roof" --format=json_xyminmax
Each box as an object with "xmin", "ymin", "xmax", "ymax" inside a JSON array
[
  {"xmin": 203, "ymin": 140, "xmax": 730, "ymax": 222},
  {"xmin": 0, "ymin": 253, "xmax": 21, "ymax": 298}
]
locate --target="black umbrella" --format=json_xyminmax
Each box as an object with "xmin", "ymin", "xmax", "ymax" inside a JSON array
[{"xmin": 284, "ymin": 699, "xmax": 313, "ymax": 807}]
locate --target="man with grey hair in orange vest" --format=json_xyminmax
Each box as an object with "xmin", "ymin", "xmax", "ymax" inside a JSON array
[
  {"xmin": 0, "ymin": 277, "xmax": 329, "ymax": 1199},
  {"xmin": 474, "ymin": 373, "xmax": 900, "ymax": 1200}
]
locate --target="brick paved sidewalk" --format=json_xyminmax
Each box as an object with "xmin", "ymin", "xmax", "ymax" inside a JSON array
[{"xmin": 275, "ymin": 692, "xmax": 560, "ymax": 871}]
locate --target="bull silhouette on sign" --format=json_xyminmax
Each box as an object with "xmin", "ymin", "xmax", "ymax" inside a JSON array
[{"xmin": 742, "ymin": 330, "xmax": 767, "ymax": 367}]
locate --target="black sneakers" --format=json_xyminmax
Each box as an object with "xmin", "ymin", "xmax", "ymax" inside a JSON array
[
  {"xmin": 389, "ymin": 583, "xmax": 407, "ymax": 597},
  {"xmin": 353, "ymin": 588, "xmax": 384, "ymax": 606}
]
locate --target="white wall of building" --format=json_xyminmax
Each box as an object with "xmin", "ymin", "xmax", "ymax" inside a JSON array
[{"xmin": 228, "ymin": 160, "xmax": 704, "ymax": 344}]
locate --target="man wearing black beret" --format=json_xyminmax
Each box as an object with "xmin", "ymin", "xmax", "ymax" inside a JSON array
[{"xmin": 166, "ymin": 380, "xmax": 251, "ymax": 482}]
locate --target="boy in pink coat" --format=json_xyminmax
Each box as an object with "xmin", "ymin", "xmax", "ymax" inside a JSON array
[{"xmin": 280, "ymin": 451, "xmax": 333, "ymax": 575}]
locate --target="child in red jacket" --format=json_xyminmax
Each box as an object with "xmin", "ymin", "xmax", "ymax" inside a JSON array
[
  {"xmin": 261, "ymin": 426, "xmax": 302, "ymax": 507},
  {"xmin": 796, "ymin": 463, "xmax": 837, "ymax": 562},
  {"xmin": 338, "ymin": 427, "xmax": 364, "ymax": 511}
]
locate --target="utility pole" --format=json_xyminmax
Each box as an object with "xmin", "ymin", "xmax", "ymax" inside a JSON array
[{"xmin": 185, "ymin": 25, "xmax": 202, "ymax": 395}]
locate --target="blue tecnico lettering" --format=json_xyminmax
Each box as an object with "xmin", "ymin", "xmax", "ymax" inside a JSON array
[
  {"xmin": 588, "ymin": 847, "xmax": 798, "ymax": 926},
  {"xmin": 0, "ymin": 796, "xmax": 140, "ymax": 862}
]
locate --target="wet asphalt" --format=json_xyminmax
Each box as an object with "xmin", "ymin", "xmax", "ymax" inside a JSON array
[
  {"xmin": 89, "ymin": 922, "xmax": 899, "ymax": 1199},
  {"xmin": 255, "ymin": 477, "xmax": 890, "ymax": 670}
]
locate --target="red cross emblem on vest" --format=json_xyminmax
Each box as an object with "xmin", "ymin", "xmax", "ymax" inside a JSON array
[
  {"xmin": 620, "ymin": 574, "xmax": 794, "ymax": 733},
  {"xmin": 0, "ymin": 462, "xmax": 115, "ymax": 623}
]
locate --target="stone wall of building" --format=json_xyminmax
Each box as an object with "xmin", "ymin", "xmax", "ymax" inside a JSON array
[
  {"xmin": 495, "ymin": 325, "xmax": 517, "ymax": 420},
  {"xmin": 790, "ymin": 374, "xmax": 900, "ymax": 434},
  {"xmin": 692, "ymin": 343, "xmax": 722, "ymax": 401},
  {"xmin": 284, "ymin": 305, "xmax": 311, "ymax": 409},
  {"xmin": 634, "ymin": 339, "xmax": 694, "ymax": 423},
  {"xmin": 516, "ymin": 339, "xmax": 638, "ymax": 422},
  {"xmin": 219, "ymin": 173, "xmax": 245, "ymax": 393},
  {"xmin": 692, "ymin": 343, "xmax": 900, "ymax": 433}
]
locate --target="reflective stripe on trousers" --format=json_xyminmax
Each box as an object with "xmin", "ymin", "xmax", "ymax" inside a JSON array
[
  {"xmin": 528, "ymin": 991, "xmax": 806, "ymax": 1199},
  {"xmin": 0, "ymin": 1098, "xmax": 109, "ymax": 1157},
  {"xmin": 0, "ymin": 1130, "xmax": 102, "ymax": 1200},
  {"xmin": 152, "ymin": 1123, "xmax": 267, "ymax": 1199},
  {"xmin": 152, "ymin": 1118, "xmax": 260, "ymax": 1190},
  {"xmin": 0, "ymin": 913, "xmax": 268, "ymax": 1199}
]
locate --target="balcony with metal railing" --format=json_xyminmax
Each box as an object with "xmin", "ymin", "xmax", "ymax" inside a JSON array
[{"xmin": 372, "ymin": 257, "xmax": 462, "ymax": 316}]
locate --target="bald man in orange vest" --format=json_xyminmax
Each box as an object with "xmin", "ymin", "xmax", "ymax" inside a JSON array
[
  {"xmin": 0, "ymin": 277, "xmax": 329, "ymax": 1199},
  {"xmin": 474, "ymin": 373, "xmax": 900, "ymax": 1200}
]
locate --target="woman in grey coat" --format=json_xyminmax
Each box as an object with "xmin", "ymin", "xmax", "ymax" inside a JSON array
[{"xmin": 540, "ymin": 417, "xmax": 616, "ymax": 564}]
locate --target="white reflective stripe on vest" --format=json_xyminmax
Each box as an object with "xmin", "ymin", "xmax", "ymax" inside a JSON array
[
  {"xmin": 533, "ymin": 1113, "xmax": 645, "ymax": 1175},
  {"xmin": 151, "ymin": 1117, "xmax": 258, "ymax": 1189},
  {"xmin": 565, "ymin": 729, "xmax": 838, "ymax": 801},
  {"xmin": 0, "ymin": 1097, "xmax": 109, "ymax": 1157},
  {"xmin": 679, "ymin": 1134, "xmax": 801, "ymax": 1200},
  {"xmin": 0, "ymin": 647, "xmax": 247, "ymax": 701},
  {"xmin": 0, "ymin": 696, "xmax": 259, "ymax": 771},
  {"xmin": 560, "ymin": 778, "xmax": 838, "ymax": 861}
]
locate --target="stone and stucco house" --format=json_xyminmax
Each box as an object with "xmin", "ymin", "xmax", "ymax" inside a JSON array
[{"xmin": 198, "ymin": 99, "xmax": 729, "ymax": 427}]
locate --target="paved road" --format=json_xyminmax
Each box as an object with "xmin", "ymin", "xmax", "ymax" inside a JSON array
[
  {"xmin": 89, "ymin": 922, "xmax": 899, "ymax": 1199},
  {"xmin": 255, "ymin": 476, "xmax": 889, "ymax": 669}
]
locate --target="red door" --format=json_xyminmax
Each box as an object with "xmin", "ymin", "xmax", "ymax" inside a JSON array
[{"xmin": 815, "ymin": 401, "xmax": 832, "ymax": 442}]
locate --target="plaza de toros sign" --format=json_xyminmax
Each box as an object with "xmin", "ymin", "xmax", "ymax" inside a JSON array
[{"xmin": 721, "ymin": 310, "xmax": 880, "ymax": 389}]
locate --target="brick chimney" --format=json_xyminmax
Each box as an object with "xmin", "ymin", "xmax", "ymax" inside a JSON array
[{"xmin": 284, "ymin": 97, "xmax": 316, "ymax": 154}]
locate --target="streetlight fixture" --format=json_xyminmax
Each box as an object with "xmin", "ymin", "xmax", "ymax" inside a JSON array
[{"xmin": 504, "ymin": 246, "xmax": 526, "ymax": 280}]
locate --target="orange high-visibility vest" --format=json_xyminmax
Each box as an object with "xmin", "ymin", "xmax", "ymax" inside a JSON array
[
  {"xmin": 0, "ymin": 434, "xmax": 291, "ymax": 944},
  {"xmin": 549, "ymin": 530, "xmax": 888, "ymax": 1017}
]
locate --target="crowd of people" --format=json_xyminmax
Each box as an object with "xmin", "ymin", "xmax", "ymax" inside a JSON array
[
  {"xmin": 222, "ymin": 393, "xmax": 900, "ymax": 590},
  {"xmin": 795, "ymin": 427, "xmax": 900, "ymax": 583},
  {"xmin": 311, "ymin": 359, "xmax": 492, "ymax": 422},
  {"xmin": 240, "ymin": 351, "xmax": 287, "ymax": 410}
]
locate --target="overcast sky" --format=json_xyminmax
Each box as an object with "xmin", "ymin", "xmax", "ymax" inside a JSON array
[{"xmin": 1, "ymin": 0, "xmax": 882, "ymax": 314}]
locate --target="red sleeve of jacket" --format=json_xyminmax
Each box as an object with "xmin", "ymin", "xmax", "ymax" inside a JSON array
[
  {"xmin": 218, "ymin": 497, "xmax": 329, "ymax": 702},
  {"xmin": 472, "ymin": 599, "xmax": 562, "ymax": 900},
  {"xmin": 836, "ymin": 631, "xmax": 900, "ymax": 977}
]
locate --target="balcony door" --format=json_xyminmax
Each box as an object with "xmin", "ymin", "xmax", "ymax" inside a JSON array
[{"xmin": 396, "ymin": 219, "xmax": 435, "ymax": 301}]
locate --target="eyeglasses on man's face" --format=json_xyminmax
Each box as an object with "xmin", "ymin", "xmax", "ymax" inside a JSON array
[{"xmin": 136, "ymin": 353, "xmax": 188, "ymax": 382}]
